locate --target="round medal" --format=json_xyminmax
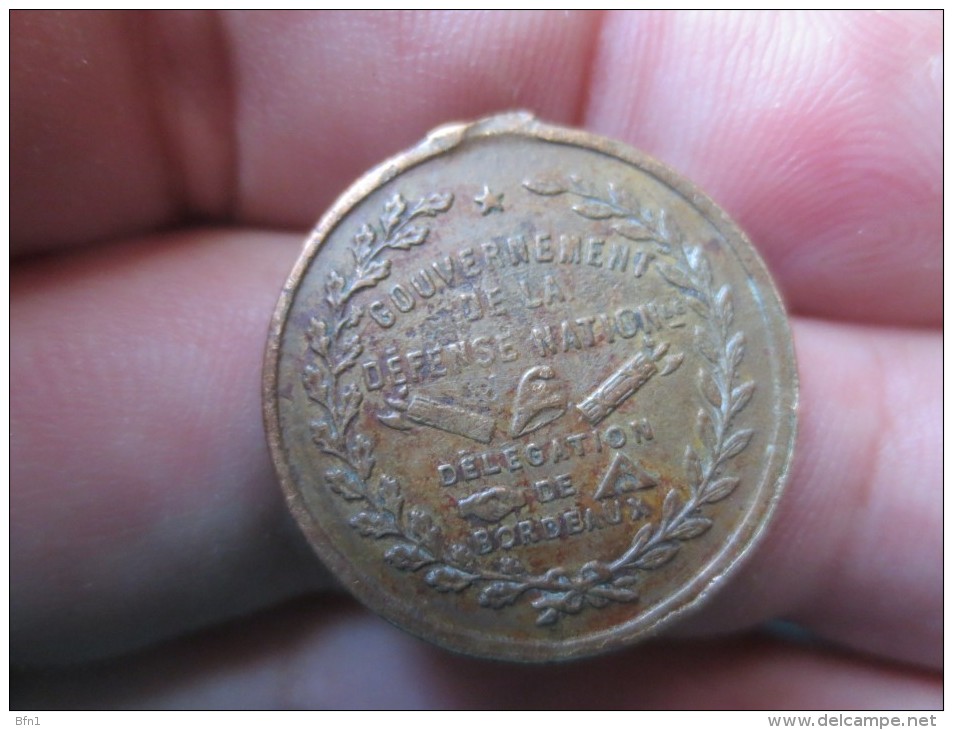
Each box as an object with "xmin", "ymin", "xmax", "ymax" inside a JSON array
[{"xmin": 264, "ymin": 112, "xmax": 797, "ymax": 661}]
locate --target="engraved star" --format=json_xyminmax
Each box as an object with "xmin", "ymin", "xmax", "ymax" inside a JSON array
[{"xmin": 474, "ymin": 185, "xmax": 504, "ymax": 215}]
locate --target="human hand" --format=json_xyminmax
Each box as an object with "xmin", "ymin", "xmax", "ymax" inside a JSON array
[{"xmin": 11, "ymin": 10, "xmax": 940, "ymax": 709}]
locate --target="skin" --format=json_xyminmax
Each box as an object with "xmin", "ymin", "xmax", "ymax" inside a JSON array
[{"xmin": 11, "ymin": 10, "xmax": 941, "ymax": 709}]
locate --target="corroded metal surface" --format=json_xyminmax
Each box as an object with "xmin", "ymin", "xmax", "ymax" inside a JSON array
[{"xmin": 263, "ymin": 113, "xmax": 797, "ymax": 662}]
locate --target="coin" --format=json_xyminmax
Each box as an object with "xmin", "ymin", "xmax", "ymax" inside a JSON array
[{"xmin": 263, "ymin": 112, "xmax": 797, "ymax": 662}]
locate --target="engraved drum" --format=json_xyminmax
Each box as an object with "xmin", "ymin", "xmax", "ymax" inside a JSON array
[{"xmin": 263, "ymin": 113, "xmax": 797, "ymax": 661}]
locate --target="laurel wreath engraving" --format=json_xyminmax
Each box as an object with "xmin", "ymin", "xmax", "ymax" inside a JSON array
[
  {"xmin": 303, "ymin": 182, "xmax": 755, "ymax": 627},
  {"xmin": 303, "ymin": 191, "xmax": 454, "ymax": 489}
]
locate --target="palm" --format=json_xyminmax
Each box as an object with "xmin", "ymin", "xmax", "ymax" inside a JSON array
[{"xmin": 11, "ymin": 11, "xmax": 940, "ymax": 709}]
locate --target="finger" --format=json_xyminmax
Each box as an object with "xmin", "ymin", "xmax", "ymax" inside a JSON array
[
  {"xmin": 587, "ymin": 10, "xmax": 941, "ymax": 325},
  {"xmin": 11, "ymin": 11, "xmax": 212, "ymax": 254},
  {"xmin": 14, "ymin": 12, "xmax": 940, "ymax": 328},
  {"xmin": 10, "ymin": 598, "xmax": 942, "ymax": 709},
  {"xmin": 11, "ymin": 10, "xmax": 600, "ymax": 256},
  {"xmin": 11, "ymin": 229, "xmax": 333, "ymax": 666},
  {"xmin": 11, "ymin": 230, "xmax": 939, "ymax": 668},
  {"xmin": 673, "ymin": 318, "xmax": 941, "ymax": 669},
  {"xmin": 221, "ymin": 10, "xmax": 601, "ymax": 231}
]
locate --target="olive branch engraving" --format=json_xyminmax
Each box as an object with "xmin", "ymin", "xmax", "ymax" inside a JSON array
[
  {"xmin": 301, "ymin": 189, "xmax": 519, "ymax": 595},
  {"xmin": 306, "ymin": 180, "xmax": 755, "ymax": 627},
  {"xmin": 302, "ymin": 190, "xmax": 454, "ymax": 493}
]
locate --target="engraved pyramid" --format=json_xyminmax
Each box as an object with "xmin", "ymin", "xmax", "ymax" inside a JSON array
[{"xmin": 593, "ymin": 452, "xmax": 658, "ymax": 499}]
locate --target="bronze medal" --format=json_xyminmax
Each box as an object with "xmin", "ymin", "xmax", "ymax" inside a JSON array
[{"xmin": 263, "ymin": 112, "xmax": 797, "ymax": 661}]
